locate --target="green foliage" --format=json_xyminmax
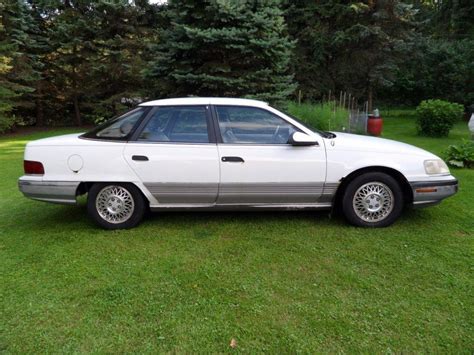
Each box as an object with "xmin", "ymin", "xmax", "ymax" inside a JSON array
[
  {"xmin": 0, "ymin": 114, "xmax": 16, "ymax": 133},
  {"xmin": 445, "ymin": 140, "xmax": 474, "ymax": 168},
  {"xmin": 0, "ymin": 1, "xmax": 34, "ymax": 133},
  {"xmin": 0, "ymin": 0, "xmax": 473, "ymax": 128},
  {"xmin": 416, "ymin": 99, "xmax": 464, "ymax": 137},
  {"xmin": 384, "ymin": 38, "xmax": 474, "ymax": 106},
  {"xmin": 287, "ymin": 102, "xmax": 349, "ymax": 131},
  {"xmin": 284, "ymin": 0, "xmax": 417, "ymax": 105},
  {"xmin": 144, "ymin": 0, "xmax": 296, "ymax": 105}
]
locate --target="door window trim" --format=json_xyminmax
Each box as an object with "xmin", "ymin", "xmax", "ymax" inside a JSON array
[
  {"xmin": 129, "ymin": 105, "xmax": 217, "ymax": 144},
  {"xmin": 211, "ymin": 104, "xmax": 302, "ymax": 145}
]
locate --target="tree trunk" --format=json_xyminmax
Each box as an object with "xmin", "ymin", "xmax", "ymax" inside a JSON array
[
  {"xmin": 72, "ymin": 44, "xmax": 82, "ymax": 126},
  {"xmin": 35, "ymin": 84, "xmax": 44, "ymax": 126},
  {"xmin": 73, "ymin": 94, "xmax": 82, "ymax": 126},
  {"xmin": 367, "ymin": 85, "xmax": 373, "ymax": 113}
]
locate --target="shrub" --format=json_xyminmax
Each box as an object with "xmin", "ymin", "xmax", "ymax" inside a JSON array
[
  {"xmin": 416, "ymin": 99, "xmax": 464, "ymax": 137},
  {"xmin": 0, "ymin": 115, "xmax": 16, "ymax": 134},
  {"xmin": 287, "ymin": 101, "xmax": 349, "ymax": 131},
  {"xmin": 445, "ymin": 140, "xmax": 474, "ymax": 168}
]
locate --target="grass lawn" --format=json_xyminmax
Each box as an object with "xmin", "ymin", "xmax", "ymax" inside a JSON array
[{"xmin": 1, "ymin": 116, "xmax": 473, "ymax": 353}]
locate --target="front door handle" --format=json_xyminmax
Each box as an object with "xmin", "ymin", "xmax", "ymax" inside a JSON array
[
  {"xmin": 132, "ymin": 155, "xmax": 149, "ymax": 161},
  {"xmin": 221, "ymin": 156, "xmax": 244, "ymax": 163}
]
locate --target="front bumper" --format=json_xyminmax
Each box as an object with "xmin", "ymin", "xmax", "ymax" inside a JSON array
[
  {"xmin": 410, "ymin": 177, "xmax": 458, "ymax": 208},
  {"xmin": 18, "ymin": 177, "xmax": 80, "ymax": 205}
]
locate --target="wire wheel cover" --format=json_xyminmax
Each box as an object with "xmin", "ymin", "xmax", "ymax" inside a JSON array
[
  {"xmin": 96, "ymin": 185, "xmax": 135, "ymax": 224},
  {"xmin": 353, "ymin": 182, "xmax": 394, "ymax": 222}
]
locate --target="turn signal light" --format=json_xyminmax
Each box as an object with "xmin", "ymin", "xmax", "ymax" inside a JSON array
[
  {"xmin": 24, "ymin": 160, "xmax": 44, "ymax": 175},
  {"xmin": 415, "ymin": 187, "xmax": 437, "ymax": 193}
]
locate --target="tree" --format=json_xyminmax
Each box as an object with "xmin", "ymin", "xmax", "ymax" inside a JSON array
[
  {"xmin": 86, "ymin": 1, "xmax": 157, "ymax": 122},
  {"xmin": 0, "ymin": 7, "xmax": 16, "ymax": 132},
  {"xmin": 144, "ymin": 0, "xmax": 296, "ymax": 105},
  {"xmin": 285, "ymin": 0, "xmax": 417, "ymax": 109},
  {"xmin": 0, "ymin": 0, "xmax": 42, "ymax": 131}
]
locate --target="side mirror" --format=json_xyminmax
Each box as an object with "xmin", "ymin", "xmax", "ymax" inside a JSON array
[{"xmin": 288, "ymin": 132, "xmax": 318, "ymax": 146}]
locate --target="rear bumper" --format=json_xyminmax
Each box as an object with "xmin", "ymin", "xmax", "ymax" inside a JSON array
[
  {"xmin": 18, "ymin": 177, "xmax": 80, "ymax": 205},
  {"xmin": 410, "ymin": 177, "xmax": 458, "ymax": 208}
]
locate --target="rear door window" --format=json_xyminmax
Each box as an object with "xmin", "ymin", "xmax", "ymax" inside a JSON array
[{"xmin": 138, "ymin": 106, "xmax": 210, "ymax": 143}]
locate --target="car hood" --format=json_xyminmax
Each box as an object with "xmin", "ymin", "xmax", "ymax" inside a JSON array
[{"xmin": 329, "ymin": 132, "xmax": 439, "ymax": 159}]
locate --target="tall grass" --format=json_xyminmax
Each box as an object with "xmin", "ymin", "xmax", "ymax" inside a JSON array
[{"xmin": 287, "ymin": 101, "xmax": 349, "ymax": 131}]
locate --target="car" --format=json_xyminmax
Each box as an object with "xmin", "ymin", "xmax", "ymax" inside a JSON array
[{"xmin": 18, "ymin": 97, "xmax": 458, "ymax": 229}]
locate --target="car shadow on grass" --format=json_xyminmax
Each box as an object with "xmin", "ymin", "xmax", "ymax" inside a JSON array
[
  {"xmin": 145, "ymin": 209, "xmax": 345, "ymax": 228},
  {"xmin": 20, "ymin": 200, "xmax": 437, "ymax": 237}
]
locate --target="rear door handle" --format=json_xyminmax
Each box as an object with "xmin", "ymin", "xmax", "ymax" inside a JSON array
[
  {"xmin": 132, "ymin": 155, "xmax": 149, "ymax": 161},
  {"xmin": 221, "ymin": 156, "xmax": 244, "ymax": 163}
]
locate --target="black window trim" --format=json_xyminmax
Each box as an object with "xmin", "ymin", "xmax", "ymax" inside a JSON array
[
  {"xmin": 80, "ymin": 107, "xmax": 152, "ymax": 141},
  {"xmin": 210, "ymin": 104, "xmax": 303, "ymax": 145},
  {"xmin": 129, "ymin": 104, "xmax": 217, "ymax": 144}
]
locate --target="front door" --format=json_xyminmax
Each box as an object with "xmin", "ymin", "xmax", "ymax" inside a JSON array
[
  {"xmin": 214, "ymin": 105, "xmax": 326, "ymax": 205},
  {"xmin": 124, "ymin": 105, "xmax": 219, "ymax": 205}
]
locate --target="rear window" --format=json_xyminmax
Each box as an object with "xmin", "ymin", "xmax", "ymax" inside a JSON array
[{"xmin": 81, "ymin": 107, "xmax": 149, "ymax": 140}]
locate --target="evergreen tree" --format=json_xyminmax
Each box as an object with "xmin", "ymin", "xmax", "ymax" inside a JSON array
[
  {"xmin": 86, "ymin": 1, "xmax": 156, "ymax": 122},
  {"xmin": 285, "ymin": 0, "xmax": 417, "ymax": 109},
  {"xmin": 46, "ymin": 0, "xmax": 100, "ymax": 125},
  {"xmin": 0, "ymin": 0, "xmax": 41, "ymax": 131},
  {"xmin": 0, "ymin": 4, "xmax": 16, "ymax": 132},
  {"xmin": 144, "ymin": 0, "xmax": 296, "ymax": 104}
]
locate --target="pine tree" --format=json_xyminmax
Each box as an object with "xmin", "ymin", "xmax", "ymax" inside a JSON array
[
  {"xmin": 285, "ymin": 0, "xmax": 417, "ymax": 108},
  {"xmin": 0, "ymin": 0, "xmax": 40, "ymax": 131},
  {"xmin": 86, "ymin": 1, "xmax": 155, "ymax": 122},
  {"xmin": 144, "ymin": 0, "xmax": 296, "ymax": 105},
  {"xmin": 0, "ymin": 9, "xmax": 16, "ymax": 132}
]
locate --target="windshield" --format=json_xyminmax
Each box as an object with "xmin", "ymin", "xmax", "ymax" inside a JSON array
[{"xmin": 82, "ymin": 107, "xmax": 149, "ymax": 140}]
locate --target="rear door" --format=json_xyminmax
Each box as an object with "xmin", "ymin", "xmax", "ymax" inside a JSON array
[
  {"xmin": 124, "ymin": 105, "xmax": 219, "ymax": 205},
  {"xmin": 214, "ymin": 105, "xmax": 327, "ymax": 205}
]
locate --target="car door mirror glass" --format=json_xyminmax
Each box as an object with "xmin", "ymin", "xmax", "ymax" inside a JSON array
[{"xmin": 288, "ymin": 132, "xmax": 318, "ymax": 146}]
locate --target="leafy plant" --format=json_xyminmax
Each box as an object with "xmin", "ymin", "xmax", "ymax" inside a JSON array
[
  {"xmin": 0, "ymin": 114, "xmax": 16, "ymax": 134},
  {"xmin": 445, "ymin": 140, "xmax": 474, "ymax": 168},
  {"xmin": 287, "ymin": 101, "xmax": 349, "ymax": 131},
  {"xmin": 416, "ymin": 99, "xmax": 464, "ymax": 137}
]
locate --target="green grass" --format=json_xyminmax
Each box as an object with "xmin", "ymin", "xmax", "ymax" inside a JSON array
[{"xmin": 1, "ymin": 117, "xmax": 473, "ymax": 353}]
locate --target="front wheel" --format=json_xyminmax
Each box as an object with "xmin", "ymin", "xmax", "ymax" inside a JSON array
[
  {"xmin": 87, "ymin": 183, "xmax": 146, "ymax": 229},
  {"xmin": 341, "ymin": 172, "xmax": 404, "ymax": 227}
]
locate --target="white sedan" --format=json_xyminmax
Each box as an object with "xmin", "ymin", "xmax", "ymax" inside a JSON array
[{"xmin": 18, "ymin": 97, "xmax": 458, "ymax": 229}]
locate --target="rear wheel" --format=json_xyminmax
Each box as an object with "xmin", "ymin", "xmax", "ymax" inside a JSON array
[
  {"xmin": 342, "ymin": 172, "xmax": 404, "ymax": 227},
  {"xmin": 87, "ymin": 183, "xmax": 146, "ymax": 229}
]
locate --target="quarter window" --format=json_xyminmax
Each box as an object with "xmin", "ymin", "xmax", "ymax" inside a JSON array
[
  {"xmin": 138, "ymin": 106, "xmax": 209, "ymax": 143},
  {"xmin": 215, "ymin": 106, "xmax": 298, "ymax": 144},
  {"xmin": 94, "ymin": 108, "xmax": 147, "ymax": 138}
]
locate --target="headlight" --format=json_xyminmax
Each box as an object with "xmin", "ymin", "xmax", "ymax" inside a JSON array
[{"xmin": 424, "ymin": 159, "xmax": 449, "ymax": 175}]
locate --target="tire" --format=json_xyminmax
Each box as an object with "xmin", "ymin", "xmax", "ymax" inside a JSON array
[
  {"xmin": 87, "ymin": 182, "xmax": 146, "ymax": 230},
  {"xmin": 341, "ymin": 172, "xmax": 404, "ymax": 227}
]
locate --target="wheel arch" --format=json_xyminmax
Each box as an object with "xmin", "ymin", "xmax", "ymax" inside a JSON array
[
  {"xmin": 76, "ymin": 181, "xmax": 151, "ymax": 205},
  {"xmin": 332, "ymin": 166, "xmax": 413, "ymax": 213}
]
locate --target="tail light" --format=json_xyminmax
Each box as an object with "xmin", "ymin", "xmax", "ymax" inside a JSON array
[{"xmin": 24, "ymin": 160, "xmax": 44, "ymax": 175}]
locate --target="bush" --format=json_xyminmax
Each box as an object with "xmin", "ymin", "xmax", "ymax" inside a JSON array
[
  {"xmin": 0, "ymin": 115, "xmax": 16, "ymax": 134},
  {"xmin": 416, "ymin": 99, "xmax": 464, "ymax": 137},
  {"xmin": 287, "ymin": 102, "xmax": 349, "ymax": 131},
  {"xmin": 445, "ymin": 140, "xmax": 474, "ymax": 168}
]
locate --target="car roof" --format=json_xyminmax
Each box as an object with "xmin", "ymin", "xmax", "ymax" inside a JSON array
[{"xmin": 139, "ymin": 97, "xmax": 269, "ymax": 107}]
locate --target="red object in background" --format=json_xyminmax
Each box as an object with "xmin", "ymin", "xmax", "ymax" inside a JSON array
[{"xmin": 367, "ymin": 113, "xmax": 383, "ymax": 136}]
